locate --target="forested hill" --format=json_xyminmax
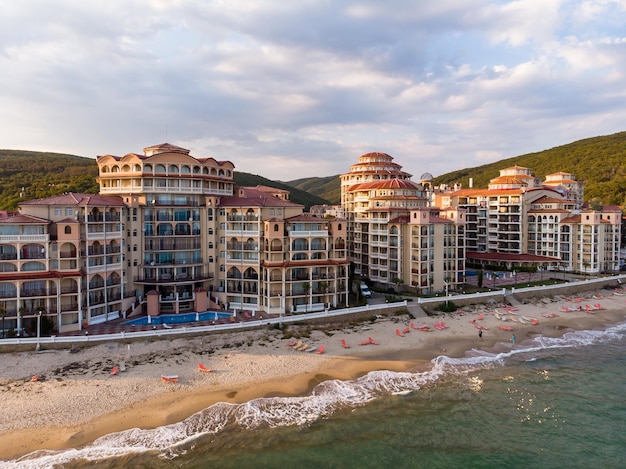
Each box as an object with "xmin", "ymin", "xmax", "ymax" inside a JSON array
[
  {"xmin": 286, "ymin": 131, "xmax": 626, "ymax": 206},
  {"xmin": 0, "ymin": 150, "xmax": 330, "ymax": 211},
  {"xmin": 2, "ymin": 130, "xmax": 625, "ymax": 211},
  {"xmin": 432, "ymin": 131, "xmax": 626, "ymax": 206},
  {"xmin": 233, "ymin": 172, "xmax": 331, "ymax": 209},
  {"xmin": 283, "ymin": 175, "xmax": 341, "ymax": 205},
  {"xmin": 0, "ymin": 150, "xmax": 100, "ymax": 210}
]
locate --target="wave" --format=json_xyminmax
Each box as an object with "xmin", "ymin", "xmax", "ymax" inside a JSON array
[{"xmin": 7, "ymin": 321, "xmax": 625, "ymax": 468}]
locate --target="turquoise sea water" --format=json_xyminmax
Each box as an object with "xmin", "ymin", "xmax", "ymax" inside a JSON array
[{"xmin": 7, "ymin": 320, "xmax": 626, "ymax": 469}]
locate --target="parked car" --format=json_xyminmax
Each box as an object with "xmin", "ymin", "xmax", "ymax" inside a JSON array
[{"xmin": 360, "ymin": 283, "xmax": 372, "ymax": 298}]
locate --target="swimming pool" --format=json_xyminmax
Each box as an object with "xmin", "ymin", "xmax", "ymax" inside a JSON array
[{"xmin": 124, "ymin": 311, "xmax": 232, "ymax": 325}]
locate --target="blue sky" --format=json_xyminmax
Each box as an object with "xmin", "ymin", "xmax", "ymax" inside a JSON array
[{"xmin": 1, "ymin": 0, "xmax": 625, "ymax": 181}]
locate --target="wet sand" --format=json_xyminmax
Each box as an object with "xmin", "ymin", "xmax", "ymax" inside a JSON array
[{"xmin": 1, "ymin": 288, "xmax": 624, "ymax": 460}]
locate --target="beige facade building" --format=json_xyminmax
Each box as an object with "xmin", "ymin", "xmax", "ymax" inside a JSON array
[
  {"xmin": 0, "ymin": 143, "xmax": 349, "ymax": 335},
  {"xmin": 436, "ymin": 165, "xmax": 621, "ymax": 273},
  {"xmin": 341, "ymin": 152, "xmax": 466, "ymax": 293},
  {"xmin": 1, "ymin": 193, "xmax": 127, "ymax": 335}
]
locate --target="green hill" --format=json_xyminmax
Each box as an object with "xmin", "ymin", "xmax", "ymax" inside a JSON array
[
  {"xmin": 3, "ymin": 131, "xmax": 625, "ymax": 211},
  {"xmin": 0, "ymin": 150, "xmax": 331, "ymax": 211},
  {"xmin": 283, "ymin": 175, "xmax": 341, "ymax": 205},
  {"xmin": 432, "ymin": 131, "xmax": 626, "ymax": 206},
  {"xmin": 234, "ymin": 172, "xmax": 331, "ymax": 209},
  {"xmin": 0, "ymin": 150, "xmax": 100, "ymax": 210}
]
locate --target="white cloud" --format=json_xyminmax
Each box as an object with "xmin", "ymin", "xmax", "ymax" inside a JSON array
[{"xmin": 0, "ymin": 1, "xmax": 624, "ymax": 182}]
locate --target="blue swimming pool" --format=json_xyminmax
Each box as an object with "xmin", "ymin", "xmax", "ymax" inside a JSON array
[{"xmin": 124, "ymin": 311, "xmax": 232, "ymax": 325}]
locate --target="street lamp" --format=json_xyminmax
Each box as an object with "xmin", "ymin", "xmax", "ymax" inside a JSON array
[{"xmin": 36, "ymin": 310, "xmax": 42, "ymax": 352}]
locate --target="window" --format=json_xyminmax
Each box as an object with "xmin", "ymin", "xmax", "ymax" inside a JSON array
[
  {"xmin": 64, "ymin": 226, "xmax": 72, "ymax": 235},
  {"xmin": 54, "ymin": 208, "xmax": 62, "ymax": 216},
  {"xmin": 65, "ymin": 208, "xmax": 73, "ymax": 216},
  {"xmin": 274, "ymin": 224, "xmax": 279, "ymax": 232}
]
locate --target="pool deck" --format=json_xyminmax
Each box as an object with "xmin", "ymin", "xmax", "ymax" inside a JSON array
[{"xmin": 62, "ymin": 310, "xmax": 274, "ymax": 337}]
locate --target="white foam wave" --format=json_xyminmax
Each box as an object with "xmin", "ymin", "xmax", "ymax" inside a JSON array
[{"xmin": 7, "ymin": 320, "xmax": 625, "ymax": 467}]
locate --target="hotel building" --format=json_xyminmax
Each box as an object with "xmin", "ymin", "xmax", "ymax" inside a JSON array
[
  {"xmin": 0, "ymin": 143, "xmax": 348, "ymax": 335},
  {"xmin": 436, "ymin": 165, "xmax": 621, "ymax": 273},
  {"xmin": 341, "ymin": 152, "xmax": 466, "ymax": 294}
]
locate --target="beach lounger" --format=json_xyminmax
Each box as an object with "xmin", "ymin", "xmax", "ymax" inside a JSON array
[
  {"xmin": 499, "ymin": 325, "xmax": 513, "ymax": 331},
  {"xmin": 410, "ymin": 322, "xmax": 419, "ymax": 330},
  {"xmin": 396, "ymin": 328, "xmax": 404, "ymax": 337},
  {"xmin": 198, "ymin": 363, "xmax": 212, "ymax": 372},
  {"xmin": 358, "ymin": 339, "xmax": 370, "ymax": 346},
  {"xmin": 161, "ymin": 375, "xmax": 179, "ymax": 383},
  {"xmin": 341, "ymin": 339, "xmax": 350, "ymax": 348},
  {"xmin": 110, "ymin": 366, "xmax": 119, "ymax": 376},
  {"xmin": 298, "ymin": 344, "xmax": 309, "ymax": 352},
  {"xmin": 368, "ymin": 337, "xmax": 379, "ymax": 345},
  {"xmin": 402, "ymin": 327, "xmax": 410, "ymax": 334},
  {"xmin": 316, "ymin": 345, "xmax": 325, "ymax": 354}
]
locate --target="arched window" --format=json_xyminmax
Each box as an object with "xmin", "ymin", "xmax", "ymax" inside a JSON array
[
  {"xmin": 338, "ymin": 223, "xmax": 342, "ymax": 230},
  {"xmin": 122, "ymin": 164, "xmax": 131, "ymax": 172},
  {"xmin": 144, "ymin": 164, "xmax": 153, "ymax": 172},
  {"xmin": 111, "ymin": 165, "xmax": 120, "ymax": 172},
  {"xmin": 274, "ymin": 224, "xmax": 279, "ymax": 232},
  {"xmin": 168, "ymin": 165, "xmax": 179, "ymax": 173},
  {"xmin": 101, "ymin": 166, "xmax": 109, "ymax": 173},
  {"xmin": 181, "ymin": 165, "xmax": 191, "ymax": 174},
  {"xmin": 155, "ymin": 164, "xmax": 166, "ymax": 174},
  {"xmin": 0, "ymin": 282, "xmax": 16, "ymax": 296},
  {"xmin": 23, "ymin": 261, "xmax": 45, "ymax": 271},
  {"xmin": 134, "ymin": 164, "xmax": 142, "ymax": 172},
  {"xmin": 64, "ymin": 226, "xmax": 72, "ymax": 235},
  {"xmin": 0, "ymin": 263, "xmax": 17, "ymax": 272}
]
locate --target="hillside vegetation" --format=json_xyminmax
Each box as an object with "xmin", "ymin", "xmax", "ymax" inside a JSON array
[
  {"xmin": 0, "ymin": 150, "xmax": 330, "ymax": 211},
  {"xmin": 283, "ymin": 175, "xmax": 341, "ymax": 205},
  {"xmin": 0, "ymin": 150, "xmax": 99, "ymax": 210},
  {"xmin": 286, "ymin": 131, "xmax": 626, "ymax": 207},
  {"xmin": 432, "ymin": 131, "xmax": 626, "ymax": 206},
  {"xmin": 234, "ymin": 172, "xmax": 331, "ymax": 209},
  {"xmin": 2, "ymin": 130, "xmax": 624, "ymax": 211}
]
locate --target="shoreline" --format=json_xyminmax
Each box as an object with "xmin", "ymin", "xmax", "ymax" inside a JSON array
[{"xmin": 1, "ymin": 289, "xmax": 625, "ymax": 460}]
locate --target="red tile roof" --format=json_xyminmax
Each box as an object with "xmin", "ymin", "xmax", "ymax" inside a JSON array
[
  {"xmin": 467, "ymin": 252, "xmax": 560, "ymax": 262},
  {"xmin": 20, "ymin": 193, "xmax": 125, "ymax": 207},
  {"xmin": 0, "ymin": 213, "xmax": 50, "ymax": 224}
]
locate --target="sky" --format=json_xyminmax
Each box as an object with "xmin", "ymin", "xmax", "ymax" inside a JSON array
[{"xmin": 1, "ymin": 1, "xmax": 625, "ymax": 182}]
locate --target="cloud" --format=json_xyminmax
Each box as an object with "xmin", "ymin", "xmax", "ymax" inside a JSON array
[{"xmin": 0, "ymin": 1, "xmax": 625, "ymax": 181}]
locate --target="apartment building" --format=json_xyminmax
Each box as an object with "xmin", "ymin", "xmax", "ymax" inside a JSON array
[
  {"xmin": 340, "ymin": 152, "xmax": 466, "ymax": 293},
  {"xmin": 0, "ymin": 143, "xmax": 351, "ymax": 334},
  {"xmin": 404, "ymin": 207, "xmax": 466, "ymax": 295},
  {"xmin": 437, "ymin": 165, "xmax": 621, "ymax": 273},
  {"xmin": 0, "ymin": 193, "xmax": 127, "ymax": 335}
]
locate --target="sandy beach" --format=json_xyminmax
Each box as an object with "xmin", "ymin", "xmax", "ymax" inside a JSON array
[{"xmin": 1, "ymin": 288, "xmax": 625, "ymax": 460}]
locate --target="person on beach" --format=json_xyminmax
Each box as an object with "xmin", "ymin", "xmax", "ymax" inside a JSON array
[
  {"xmin": 511, "ymin": 334, "xmax": 516, "ymax": 346},
  {"xmin": 478, "ymin": 329, "xmax": 483, "ymax": 340}
]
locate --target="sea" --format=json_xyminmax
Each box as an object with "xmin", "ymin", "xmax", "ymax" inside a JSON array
[{"xmin": 5, "ymin": 320, "xmax": 625, "ymax": 469}]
